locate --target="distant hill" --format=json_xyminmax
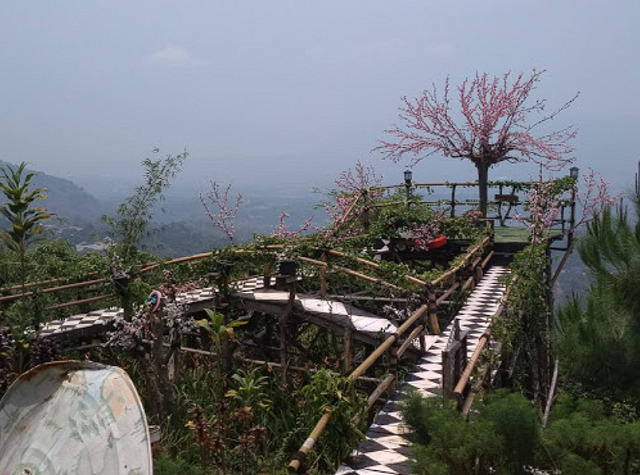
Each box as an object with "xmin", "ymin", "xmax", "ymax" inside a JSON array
[{"xmin": 0, "ymin": 160, "xmax": 106, "ymax": 224}]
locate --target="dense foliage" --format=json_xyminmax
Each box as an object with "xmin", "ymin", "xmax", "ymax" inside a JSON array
[
  {"xmin": 557, "ymin": 194, "xmax": 640, "ymax": 407},
  {"xmin": 403, "ymin": 390, "xmax": 640, "ymax": 474}
]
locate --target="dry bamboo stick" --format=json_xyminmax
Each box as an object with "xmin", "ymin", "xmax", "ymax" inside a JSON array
[
  {"xmin": 138, "ymin": 251, "xmax": 214, "ymax": 273},
  {"xmin": 542, "ymin": 359, "xmax": 559, "ymax": 428},
  {"xmin": 234, "ymin": 356, "xmax": 382, "ymax": 384}
]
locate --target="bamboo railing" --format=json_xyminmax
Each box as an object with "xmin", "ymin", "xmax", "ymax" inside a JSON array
[
  {"xmin": 287, "ymin": 304, "xmax": 429, "ymax": 473},
  {"xmin": 451, "ymin": 275, "xmax": 516, "ymax": 415}
]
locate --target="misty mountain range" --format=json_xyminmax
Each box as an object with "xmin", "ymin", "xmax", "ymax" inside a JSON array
[{"xmin": 0, "ymin": 161, "xmax": 325, "ymax": 257}]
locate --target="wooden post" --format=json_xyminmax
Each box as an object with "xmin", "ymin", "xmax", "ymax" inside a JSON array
[
  {"xmin": 442, "ymin": 349, "xmax": 454, "ymax": 398},
  {"xmin": 429, "ymin": 293, "xmax": 440, "ymax": 334},
  {"xmin": 442, "ymin": 320, "xmax": 468, "ymax": 401},
  {"xmin": 568, "ymin": 186, "xmax": 577, "ymax": 247},
  {"xmin": 263, "ymin": 263, "xmax": 271, "ymax": 288},
  {"xmin": 343, "ymin": 326, "xmax": 353, "ymax": 372},
  {"xmin": 497, "ymin": 184, "xmax": 503, "ymax": 223},
  {"xmin": 474, "ymin": 265, "xmax": 483, "ymax": 285},
  {"xmin": 450, "ymin": 184, "xmax": 457, "ymax": 218},
  {"xmin": 389, "ymin": 340, "xmax": 399, "ymax": 393},
  {"xmin": 319, "ymin": 252, "xmax": 327, "ymax": 297},
  {"xmin": 362, "ymin": 188, "xmax": 370, "ymax": 233},
  {"xmin": 280, "ymin": 277, "xmax": 297, "ymax": 384}
]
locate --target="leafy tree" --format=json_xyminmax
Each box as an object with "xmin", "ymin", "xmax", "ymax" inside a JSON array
[
  {"xmin": 542, "ymin": 396, "xmax": 640, "ymax": 473},
  {"xmin": 104, "ymin": 148, "xmax": 188, "ymax": 265},
  {"xmin": 0, "ymin": 162, "xmax": 52, "ymax": 292},
  {"xmin": 377, "ymin": 70, "xmax": 577, "ymax": 215},
  {"xmin": 557, "ymin": 192, "xmax": 640, "ymax": 404}
]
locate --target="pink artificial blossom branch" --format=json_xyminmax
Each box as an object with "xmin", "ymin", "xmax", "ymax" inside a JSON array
[{"xmin": 200, "ymin": 182, "xmax": 243, "ymax": 244}]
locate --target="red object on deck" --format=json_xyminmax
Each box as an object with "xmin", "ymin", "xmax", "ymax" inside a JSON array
[{"xmin": 427, "ymin": 234, "xmax": 447, "ymax": 249}]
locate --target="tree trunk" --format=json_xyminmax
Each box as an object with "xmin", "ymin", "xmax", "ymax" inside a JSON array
[{"xmin": 476, "ymin": 163, "xmax": 489, "ymax": 217}]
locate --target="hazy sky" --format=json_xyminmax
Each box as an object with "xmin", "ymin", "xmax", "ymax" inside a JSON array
[{"xmin": 1, "ymin": 1, "xmax": 638, "ymax": 194}]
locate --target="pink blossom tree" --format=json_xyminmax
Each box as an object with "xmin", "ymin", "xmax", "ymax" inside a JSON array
[
  {"xmin": 519, "ymin": 169, "xmax": 617, "ymax": 245},
  {"xmin": 200, "ymin": 182, "xmax": 243, "ymax": 244},
  {"xmin": 270, "ymin": 212, "xmax": 315, "ymax": 239},
  {"xmin": 324, "ymin": 160, "xmax": 383, "ymax": 237},
  {"xmin": 377, "ymin": 70, "xmax": 578, "ymax": 216}
]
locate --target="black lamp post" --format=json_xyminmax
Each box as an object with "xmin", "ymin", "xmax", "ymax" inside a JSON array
[
  {"xmin": 404, "ymin": 170, "xmax": 413, "ymax": 207},
  {"xmin": 568, "ymin": 166, "xmax": 579, "ymax": 247}
]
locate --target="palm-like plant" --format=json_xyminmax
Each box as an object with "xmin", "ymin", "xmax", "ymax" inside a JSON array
[
  {"xmin": 197, "ymin": 308, "xmax": 247, "ymax": 373},
  {"xmin": 0, "ymin": 162, "xmax": 52, "ymax": 292}
]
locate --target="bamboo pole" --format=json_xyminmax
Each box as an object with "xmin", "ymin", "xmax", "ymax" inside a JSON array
[
  {"xmin": 397, "ymin": 324, "xmax": 424, "ymax": 358},
  {"xmin": 452, "ymin": 333, "xmax": 489, "ymax": 401},
  {"xmin": 366, "ymin": 374, "xmax": 396, "ymax": 410},
  {"xmin": 288, "ymin": 304, "xmax": 428, "ymax": 472},
  {"xmin": 138, "ymin": 251, "xmax": 214, "ymax": 273},
  {"xmin": 322, "ymin": 248, "xmax": 425, "ymax": 286},
  {"xmin": 0, "ymin": 271, "xmax": 103, "ymax": 293},
  {"xmin": 234, "ymin": 356, "xmax": 381, "ymax": 384},
  {"xmin": 0, "ymin": 277, "xmax": 110, "ymax": 302},
  {"xmin": 297, "ymin": 256, "xmax": 402, "ymax": 291},
  {"xmin": 325, "ymin": 294, "xmax": 411, "ymax": 303},
  {"xmin": 45, "ymin": 293, "xmax": 118, "ymax": 311},
  {"xmin": 462, "ymin": 275, "xmax": 475, "ymax": 292},
  {"xmin": 436, "ymin": 282, "xmax": 460, "ymax": 306},
  {"xmin": 431, "ymin": 235, "xmax": 491, "ymax": 287},
  {"xmin": 452, "ymin": 277, "xmax": 516, "ymax": 411}
]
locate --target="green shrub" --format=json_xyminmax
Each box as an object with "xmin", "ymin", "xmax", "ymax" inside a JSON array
[
  {"xmin": 401, "ymin": 392, "xmax": 502, "ymax": 474},
  {"xmin": 482, "ymin": 390, "xmax": 540, "ymax": 474},
  {"xmin": 153, "ymin": 453, "xmax": 205, "ymax": 475}
]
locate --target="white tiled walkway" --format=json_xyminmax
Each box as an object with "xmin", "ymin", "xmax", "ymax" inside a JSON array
[
  {"xmin": 335, "ymin": 266, "xmax": 509, "ymax": 475},
  {"xmin": 39, "ymin": 277, "xmax": 400, "ymax": 341}
]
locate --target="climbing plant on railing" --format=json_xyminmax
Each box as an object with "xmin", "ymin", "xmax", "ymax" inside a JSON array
[
  {"xmin": 496, "ymin": 244, "xmax": 552, "ymax": 404},
  {"xmin": 284, "ymin": 369, "xmax": 367, "ymax": 473}
]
